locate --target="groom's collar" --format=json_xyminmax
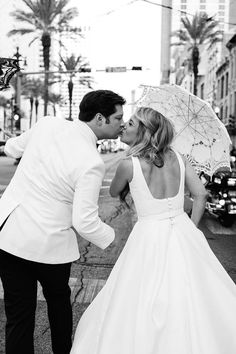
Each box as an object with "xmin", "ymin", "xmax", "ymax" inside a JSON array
[{"xmin": 76, "ymin": 120, "xmax": 98, "ymax": 146}]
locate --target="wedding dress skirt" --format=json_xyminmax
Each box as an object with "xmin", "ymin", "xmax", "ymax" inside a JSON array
[{"xmin": 71, "ymin": 153, "xmax": 236, "ymax": 354}]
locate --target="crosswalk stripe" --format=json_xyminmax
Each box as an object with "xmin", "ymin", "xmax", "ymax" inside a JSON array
[{"xmin": 0, "ymin": 277, "xmax": 106, "ymax": 303}]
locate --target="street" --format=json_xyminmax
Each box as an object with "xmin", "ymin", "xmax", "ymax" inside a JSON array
[{"xmin": 0, "ymin": 153, "xmax": 236, "ymax": 353}]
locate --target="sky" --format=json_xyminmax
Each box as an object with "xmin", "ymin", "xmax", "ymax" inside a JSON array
[
  {"xmin": 71, "ymin": 0, "xmax": 162, "ymax": 71},
  {"xmin": 0, "ymin": 0, "xmax": 162, "ymax": 116},
  {"xmin": 0, "ymin": 0, "xmax": 162, "ymax": 72}
]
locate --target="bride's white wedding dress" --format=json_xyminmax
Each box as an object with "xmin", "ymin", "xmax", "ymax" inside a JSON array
[{"xmin": 71, "ymin": 151, "xmax": 236, "ymax": 354}]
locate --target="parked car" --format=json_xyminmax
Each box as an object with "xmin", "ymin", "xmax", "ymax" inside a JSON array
[
  {"xmin": 200, "ymin": 170, "xmax": 236, "ymax": 227},
  {"xmin": 0, "ymin": 140, "xmax": 6, "ymax": 156}
]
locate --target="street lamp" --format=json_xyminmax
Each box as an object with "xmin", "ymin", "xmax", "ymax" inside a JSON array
[
  {"xmin": 214, "ymin": 106, "xmax": 220, "ymax": 118},
  {"xmin": 13, "ymin": 47, "xmax": 22, "ymax": 111},
  {"xmin": 12, "ymin": 47, "xmax": 27, "ymax": 131}
]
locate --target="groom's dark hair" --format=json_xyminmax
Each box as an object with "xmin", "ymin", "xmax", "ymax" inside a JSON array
[{"xmin": 79, "ymin": 90, "xmax": 126, "ymax": 122}]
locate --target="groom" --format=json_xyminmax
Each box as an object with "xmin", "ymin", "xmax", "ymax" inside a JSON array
[{"xmin": 0, "ymin": 90, "xmax": 126, "ymax": 354}]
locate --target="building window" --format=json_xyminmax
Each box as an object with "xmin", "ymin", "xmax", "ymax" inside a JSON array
[
  {"xmin": 200, "ymin": 83, "xmax": 204, "ymax": 99},
  {"xmin": 225, "ymin": 105, "xmax": 228, "ymax": 121},
  {"xmin": 218, "ymin": 11, "xmax": 225, "ymax": 16},
  {"xmin": 181, "ymin": 5, "xmax": 187, "ymax": 9},
  {"xmin": 181, "ymin": 0, "xmax": 187, "ymax": 2},
  {"xmin": 225, "ymin": 72, "xmax": 228, "ymax": 96},
  {"xmin": 219, "ymin": 0, "xmax": 225, "ymax": 2},
  {"xmin": 221, "ymin": 76, "xmax": 224, "ymax": 99},
  {"xmin": 217, "ymin": 79, "xmax": 220, "ymax": 100},
  {"xmin": 200, "ymin": 0, "xmax": 206, "ymax": 2},
  {"xmin": 230, "ymin": 94, "xmax": 233, "ymax": 115},
  {"xmin": 235, "ymin": 56, "xmax": 236, "ymax": 77},
  {"xmin": 200, "ymin": 5, "xmax": 206, "ymax": 10},
  {"xmin": 219, "ymin": 5, "xmax": 225, "ymax": 9},
  {"xmin": 234, "ymin": 92, "xmax": 236, "ymax": 117},
  {"xmin": 220, "ymin": 106, "xmax": 223, "ymax": 120}
]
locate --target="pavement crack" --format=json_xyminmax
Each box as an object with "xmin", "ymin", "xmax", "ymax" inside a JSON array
[
  {"xmin": 71, "ymin": 201, "xmax": 128, "ymax": 305},
  {"xmin": 72, "ymin": 268, "xmax": 86, "ymax": 305},
  {"xmin": 72, "ymin": 241, "xmax": 91, "ymax": 305},
  {"xmin": 41, "ymin": 325, "xmax": 50, "ymax": 336},
  {"xmin": 103, "ymin": 201, "xmax": 130, "ymax": 223}
]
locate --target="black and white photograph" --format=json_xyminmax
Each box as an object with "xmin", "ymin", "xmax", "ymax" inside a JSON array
[{"xmin": 0, "ymin": 0, "xmax": 236, "ymax": 353}]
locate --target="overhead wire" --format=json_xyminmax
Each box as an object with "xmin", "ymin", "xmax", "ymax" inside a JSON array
[{"xmin": 101, "ymin": 0, "xmax": 236, "ymax": 27}]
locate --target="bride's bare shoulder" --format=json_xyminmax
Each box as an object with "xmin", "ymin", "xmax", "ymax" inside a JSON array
[{"xmin": 116, "ymin": 156, "xmax": 133, "ymax": 181}]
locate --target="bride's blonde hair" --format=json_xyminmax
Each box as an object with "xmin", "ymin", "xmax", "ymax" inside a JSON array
[{"xmin": 126, "ymin": 107, "xmax": 175, "ymax": 167}]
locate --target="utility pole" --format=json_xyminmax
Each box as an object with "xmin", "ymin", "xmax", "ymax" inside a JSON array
[
  {"xmin": 160, "ymin": 0, "xmax": 172, "ymax": 84},
  {"xmin": 13, "ymin": 47, "xmax": 22, "ymax": 131},
  {"xmin": 14, "ymin": 47, "xmax": 21, "ymax": 111}
]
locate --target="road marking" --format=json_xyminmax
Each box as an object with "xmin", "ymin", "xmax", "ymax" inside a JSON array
[{"xmin": 0, "ymin": 277, "xmax": 106, "ymax": 303}]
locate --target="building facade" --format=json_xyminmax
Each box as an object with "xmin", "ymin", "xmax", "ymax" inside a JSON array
[
  {"xmin": 172, "ymin": 0, "xmax": 230, "ymax": 33},
  {"xmin": 226, "ymin": 34, "xmax": 236, "ymax": 145},
  {"xmin": 215, "ymin": 57, "xmax": 230, "ymax": 124},
  {"xmin": 170, "ymin": 0, "xmax": 231, "ymax": 101}
]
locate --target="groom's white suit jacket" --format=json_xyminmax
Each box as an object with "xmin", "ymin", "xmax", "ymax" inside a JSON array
[{"xmin": 0, "ymin": 117, "xmax": 115, "ymax": 264}]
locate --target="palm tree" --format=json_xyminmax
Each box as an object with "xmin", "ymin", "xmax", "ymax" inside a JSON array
[
  {"xmin": 22, "ymin": 78, "xmax": 44, "ymax": 127},
  {"xmin": 48, "ymin": 92, "xmax": 64, "ymax": 116},
  {"xmin": 8, "ymin": 0, "xmax": 79, "ymax": 116},
  {"xmin": 60, "ymin": 54, "xmax": 93, "ymax": 120},
  {"xmin": 172, "ymin": 12, "xmax": 222, "ymax": 95}
]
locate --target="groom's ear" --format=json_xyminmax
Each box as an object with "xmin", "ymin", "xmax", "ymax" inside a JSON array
[{"xmin": 95, "ymin": 113, "xmax": 104, "ymax": 126}]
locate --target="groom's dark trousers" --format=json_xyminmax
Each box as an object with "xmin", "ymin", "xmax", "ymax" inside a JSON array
[{"xmin": 0, "ymin": 248, "xmax": 72, "ymax": 354}]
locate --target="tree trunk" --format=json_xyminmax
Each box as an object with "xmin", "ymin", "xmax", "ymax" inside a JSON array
[
  {"xmin": 35, "ymin": 98, "xmax": 39, "ymax": 122},
  {"xmin": 3, "ymin": 108, "xmax": 6, "ymax": 130},
  {"xmin": 42, "ymin": 32, "xmax": 51, "ymax": 116},
  {"xmin": 192, "ymin": 46, "xmax": 199, "ymax": 96},
  {"xmin": 68, "ymin": 77, "xmax": 73, "ymax": 120},
  {"xmin": 29, "ymin": 96, "xmax": 33, "ymax": 128}
]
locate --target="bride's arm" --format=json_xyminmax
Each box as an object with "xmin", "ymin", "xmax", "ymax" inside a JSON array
[
  {"xmin": 184, "ymin": 157, "xmax": 208, "ymax": 227},
  {"xmin": 110, "ymin": 158, "xmax": 133, "ymax": 197}
]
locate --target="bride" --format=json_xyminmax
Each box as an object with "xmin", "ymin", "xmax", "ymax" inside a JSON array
[{"xmin": 71, "ymin": 107, "xmax": 236, "ymax": 354}]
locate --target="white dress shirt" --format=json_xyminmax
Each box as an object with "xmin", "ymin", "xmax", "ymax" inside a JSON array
[{"xmin": 0, "ymin": 117, "xmax": 115, "ymax": 264}]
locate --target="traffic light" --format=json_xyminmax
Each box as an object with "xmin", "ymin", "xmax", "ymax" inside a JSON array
[
  {"xmin": 79, "ymin": 67, "xmax": 91, "ymax": 73},
  {"xmin": 13, "ymin": 104, "xmax": 21, "ymax": 130}
]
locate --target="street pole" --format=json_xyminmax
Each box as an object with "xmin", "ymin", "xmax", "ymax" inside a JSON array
[
  {"xmin": 13, "ymin": 47, "xmax": 22, "ymax": 131},
  {"xmin": 10, "ymin": 96, "xmax": 14, "ymax": 134},
  {"xmin": 160, "ymin": 0, "xmax": 172, "ymax": 84},
  {"xmin": 14, "ymin": 47, "xmax": 21, "ymax": 111}
]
